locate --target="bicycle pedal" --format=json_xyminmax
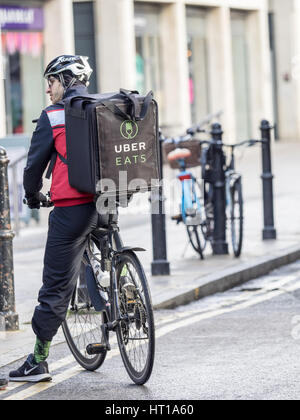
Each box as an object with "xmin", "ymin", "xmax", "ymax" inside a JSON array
[{"xmin": 86, "ymin": 343, "xmax": 110, "ymax": 355}]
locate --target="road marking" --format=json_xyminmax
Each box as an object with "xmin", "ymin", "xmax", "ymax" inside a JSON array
[
  {"xmin": 3, "ymin": 275, "xmax": 300, "ymax": 400},
  {"xmin": 156, "ymin": 280, "xmax": 300, "ymax": 340},
  {"xmin": 4, "ymin": 348, "xmax": 120, "ymax": 401},
  {"xmin": 155, "ymin": 273, "xmax": 299, "ymax": 328},
  {"xmin": 0, "ymin": 354, "xmax": 77, "ymax": 396},
  {"xmin": 0, "ymin": 335, "xmax": 119, "ymax": 397}
]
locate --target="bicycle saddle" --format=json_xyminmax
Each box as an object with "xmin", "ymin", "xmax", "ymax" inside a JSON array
[{"xmin": 167, "ymin": 148, "xmax": 191, "ymax": 162}]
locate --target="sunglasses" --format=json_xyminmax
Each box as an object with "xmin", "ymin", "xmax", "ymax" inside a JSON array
[{"xmin": 47, "ymin": 77, "xmax": 58, "ymax": 88}]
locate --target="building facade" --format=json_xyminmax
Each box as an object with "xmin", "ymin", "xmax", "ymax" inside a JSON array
[
  {"xmin": 269, "ymin": 0, "xmax": 300, "ymax": 140},
  {"xmin": 0, "ymin": 0, "xmax": 295, "ymax": 142}
]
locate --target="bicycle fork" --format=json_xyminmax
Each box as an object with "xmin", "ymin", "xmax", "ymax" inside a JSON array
[{"xmin": 178, "ymin": 172, "xmax": 202, "ymax": 225}]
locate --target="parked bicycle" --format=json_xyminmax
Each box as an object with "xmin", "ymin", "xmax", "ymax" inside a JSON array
[
  {"xmin": 24, "ymin": 194, "xmax": 155, "ymax": 385},
  {"xmin": 161, "ymin": 115, "xmax": 260, "ymax": 258},
  {"xmin": 214, "ymin": 138, "xmax": 260, "ymax": 257},
  {"xmin": 161, "ymin": 112, "xmax": 222, "ymax": 259}
]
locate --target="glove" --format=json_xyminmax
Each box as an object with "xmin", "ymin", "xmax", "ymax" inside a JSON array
[{"xmin": 25, "ymin": 192, "xmax": 47, "ymax": 209}]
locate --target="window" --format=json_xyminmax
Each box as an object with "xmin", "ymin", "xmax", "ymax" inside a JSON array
[
  {"xmin": 231, "ymin": 11, "xmax": 251, "ymax": 141},
  {"xmin": 73, "ymin": 1, "xmax": 98, "ymax": 93},
  {"xmin": 1, "ymin": 31, "xmax": 44, "ymax": 134},
  {"xmin": 134, "ymin": 4, "xmax": 163, "ymax": 107}
]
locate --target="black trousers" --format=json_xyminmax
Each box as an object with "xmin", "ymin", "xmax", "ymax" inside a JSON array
[{"xmin": 32, "ymin": 202, "xmax": 100, "ymax": 342}]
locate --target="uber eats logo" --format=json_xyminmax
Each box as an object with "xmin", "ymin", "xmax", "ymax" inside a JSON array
[
  {"xmin": 115, "ymin": 120, "xmax": 146, "ymax": 166},
  {"xmin": 120, "ymin": 120, "xmax": 138, "ymax": 140}
]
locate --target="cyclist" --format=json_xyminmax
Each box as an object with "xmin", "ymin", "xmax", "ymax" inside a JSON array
[{"xmin": 9, "ymin": 55, "xmax": 101, "ymax": 383}]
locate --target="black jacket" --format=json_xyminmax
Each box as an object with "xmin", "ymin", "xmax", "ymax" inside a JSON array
[{"xmin": 23, "ymin": 85, "xmax": 89, "ymax": 197}]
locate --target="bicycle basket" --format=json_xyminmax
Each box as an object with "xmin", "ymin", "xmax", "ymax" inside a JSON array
[{"xmin": 163, "ymin": 140, "xmax": 201, "ymax": 169}]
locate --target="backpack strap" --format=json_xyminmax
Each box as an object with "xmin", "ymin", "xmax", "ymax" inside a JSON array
[
  {"xmin": 45, "ymin": 151, "xmax": 67, "ymax": 179},
  {"xmin": 139, "ymin": 90, "xmax": 153, "ymax": 120},
  {"xmin": 99, "ymin": 90, "xmax": 153, "ymax": 122},
  {"xmin": 99, "ymin": 99, "xmax": 131, "ymax": 121},
  {"xmin": 119, "ymin": 89, "xmax": 153, "ymax": 121}
]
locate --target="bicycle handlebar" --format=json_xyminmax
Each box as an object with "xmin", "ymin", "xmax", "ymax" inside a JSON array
[
  {"xmin": 186, "ymin": 110, "xmax": 223, "ymax": 136},
  {"xmin": 160, "ymin": 131, "xmax": 214, "ymax": 146},
  {"xmin": 23, "ymin": 193, "xmax": 54, "ymax": 208},
  {"xmin": 223, "ymin": 139, "xmax": 262, "ymax": 149},
  {"xmin": 161, "ymin": 133, "xmax": 262, "ymax": 150},
  {"xmin": 160, "ymin": 110, "xmax": 223, "ymax": 145}
]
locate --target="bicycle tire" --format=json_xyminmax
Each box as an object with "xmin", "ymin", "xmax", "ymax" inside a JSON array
[
  {"xmin": 230, "ymin": 179, "xmax": 243, "ymax": 257},
  {"xmin": 184, "ymin": 179, "xmax": 206, "ymax": 259},
  {"xmin": 115, "ymin": 251, "xmax": 155, "ymax": 385},
  {"xmin": 186, "ymin": 225, "xmax": 206, "ymax": 259},
  {"xmin": 62, "ymin": 262, "xmax": 108, "ymax": 371}
]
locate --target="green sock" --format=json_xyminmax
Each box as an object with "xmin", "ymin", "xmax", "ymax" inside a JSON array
[{"xmin": 33, "ymin": 337, "xmax": 51, "ymax": 364}]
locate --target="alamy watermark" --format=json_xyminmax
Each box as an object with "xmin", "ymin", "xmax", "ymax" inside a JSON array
[{"xmin": 95, "ymin": 171, "xmax": 192, "ymax": 217}]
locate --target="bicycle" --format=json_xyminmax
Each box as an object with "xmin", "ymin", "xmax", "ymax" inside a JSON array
[
  {"xmin": 24, "ymin": 194, "xmax": 155, "ymax": 385},
  {"xmin": 161, "ymin": 112, "xmax": 222, "ymax": 259},
  {"xmin": 161, "ymin": 116, "xmax": 260, "ymax": 258},
  {"xmin": 202, "ymin": 138, "xmax": 260, "ymax": 257}
]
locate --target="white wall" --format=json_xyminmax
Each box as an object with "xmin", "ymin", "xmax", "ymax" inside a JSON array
[
  {"xmin": 270, "ymin": 0, "xmax": 299, "ymax": 140},
  {"xmin": 292, "ymin": 0, "xmax": 300, "ymax": 140},
  {"xmin": 246, "ymin": 9, "xmax": 273, "ymax": 138},
  {"xmin": 42, "ymin": 0, "xmax": 75, "ymax": 107},
  {"xmin": 207, "ymin": 6, "xmax": 236, "ymax": 141},
  {"xmin": 159, "ymin": 2, "xmax": 191, "ymax": 133},
  {"xmin": 44, "ymin": 0, "xmax": 75, "ymax": 67},
  {"xmin": 94, "ymin": 0, "xmax": 136, "ymax": 92}
]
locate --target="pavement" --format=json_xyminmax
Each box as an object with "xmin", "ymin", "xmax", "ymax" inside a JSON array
[{"xmin": 0, "ymin": 139, "xmax": 299, "ymax": 368}]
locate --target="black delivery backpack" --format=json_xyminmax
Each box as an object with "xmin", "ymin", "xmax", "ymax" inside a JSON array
[{"xmin": 59, "ymin": 89, "xmax": 161, "ymax": 197}]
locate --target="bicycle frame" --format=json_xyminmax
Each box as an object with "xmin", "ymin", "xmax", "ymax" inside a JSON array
[
  {"xmin": 160, "ymin": 118, "xmax": 253, "ymax": 259},
  {"xmin": 87, "ymin": 219, "xmax": 146, "ymax": 334},
  {"xmin": 62, "ymin": 210, "xmax": 155, "ymax": 384},
  {"xmin": 224, "ymin": 149, "xmax": 242, "ymax": 212},
  {"xmin": 176, "ymin": 159, "xmax": 202, "ymax": 224}
]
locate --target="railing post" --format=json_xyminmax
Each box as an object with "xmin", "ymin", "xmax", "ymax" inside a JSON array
[
  {"xmin": 151, "ymin": 138, "xmax": 170, "ymax": 276},
  {"xmin": 12, "ymin": 164, "xmax": 20, "ymax": 236},
  {"xmin": 210, "ymin": 123, "xmax": 229, "ymax": 255},
  {"xmin": 260, "ymin": 120, "xmax": 277, "ymax": 240},
  {"xmin": 0, "ymin": 147, "xmax": 19, "ymax": 331}
]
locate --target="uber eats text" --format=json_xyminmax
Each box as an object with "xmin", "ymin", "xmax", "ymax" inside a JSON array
[{"xmin": 114, "ymin": 142, "xmax": 146, "ymax": 166}]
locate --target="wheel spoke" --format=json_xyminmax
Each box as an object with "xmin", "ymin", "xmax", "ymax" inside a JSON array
[
  {"xmin": 116, "ymin": 253, "xmax": 155, "ymax": 384},
  {"xmin": 230, "ymin": 182, "xmax": 243, "ymax": 257},
  {"xmin": 62, "ymin": 256, "xmax": 108, "ymax": 370}
]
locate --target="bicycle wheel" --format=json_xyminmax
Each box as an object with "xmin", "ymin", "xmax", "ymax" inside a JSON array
[
  {"xmin": 115, "ymin": 251, "xmax": 155, "ymax": 385},
  {"xmin": 185, "ymin": 179, "xmax": 207, "ymax": 258},
  {"xmin": 230, "ymin": 179, "xmax": 243, "ymax": 257},
  {"xmin": 62, "ymin": 261, "xmax": 108, "ymax": 371},
  {"xmin": 186, "ymin": 225, "xmax": 206, "ymax": 259}
]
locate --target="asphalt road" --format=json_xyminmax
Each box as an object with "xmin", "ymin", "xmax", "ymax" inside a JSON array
[{"xmin": 1, "ymin": 260, "xmax": 300, "ymax": 401}]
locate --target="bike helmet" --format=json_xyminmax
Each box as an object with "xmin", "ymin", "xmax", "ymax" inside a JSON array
[{"xmin": 44, "ymin": 55, "xmax": 93, "ymax": 90}]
